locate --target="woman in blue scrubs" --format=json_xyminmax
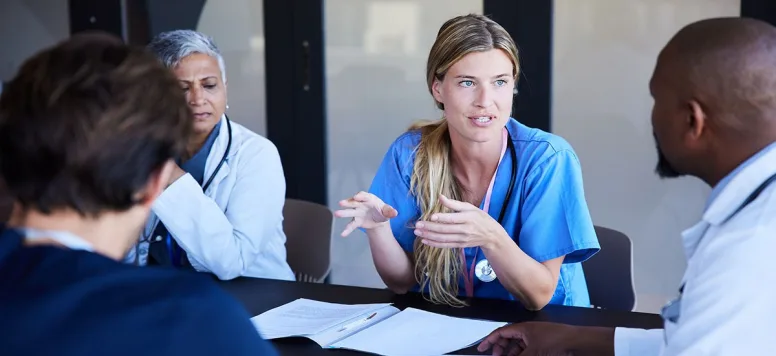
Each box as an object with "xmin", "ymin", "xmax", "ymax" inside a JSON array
[{"xmin": 335, "ymin": 14, "xmax": 600, "ymax": 310}]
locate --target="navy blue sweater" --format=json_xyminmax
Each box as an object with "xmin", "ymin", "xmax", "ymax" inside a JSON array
[{"xmin": 0, "ymin": 227, "xmax": 278, "ymax": 356}]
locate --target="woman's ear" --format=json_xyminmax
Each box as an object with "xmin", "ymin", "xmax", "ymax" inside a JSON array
[{"xmin": 432, "ymin": 79, "xmax": 444, "ymax": 105}]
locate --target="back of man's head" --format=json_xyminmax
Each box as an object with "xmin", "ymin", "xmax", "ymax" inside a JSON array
[
  {"xmin": 659, "ymin": 17, "xmax": 776, "ymax": 137},
  {"xmin": 651, "ymin": 17, "xmax": 776, "ymax": 183},
  {"xmin": 0, "ymin": 32, "xmax": 192, "ymax": 216}
]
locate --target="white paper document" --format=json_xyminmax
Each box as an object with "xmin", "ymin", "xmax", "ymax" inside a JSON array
[
  {"xmin": 250, "ymin": 298, "xmax": 507, "ymax": 355},
  {"xmin": 251, "ymin": 298, "xmax": 393, "ymax": 341},
  {"xmin": 331, "ymin": 307, "xmax": 506, "ymax": 355}
]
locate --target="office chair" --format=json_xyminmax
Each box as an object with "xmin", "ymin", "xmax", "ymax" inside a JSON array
[
  {"xmin": 582, "ymin": 225, "xmax": 637, "ymax": 311},
  {"xmin": 282, "ymin": 198, "xmax": 334, "ymax": 283}
]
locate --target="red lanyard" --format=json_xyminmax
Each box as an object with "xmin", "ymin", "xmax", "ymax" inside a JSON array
[{"xmin": 461, "ymin": 128, "xmax": 509, "ymax": 298}]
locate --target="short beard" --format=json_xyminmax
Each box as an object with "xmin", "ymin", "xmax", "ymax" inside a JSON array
[{"xmin": 654, "ymin": 140, "xmax": 682, "ymax": 178}]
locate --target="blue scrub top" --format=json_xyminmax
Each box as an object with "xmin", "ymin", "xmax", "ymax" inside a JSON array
[
  {"xmin": 368, "ymin": 118, "xmax": 600, "ymax": 307},
  {"xmin": 181, "ymin": 120, "xmax": 222, "ymax": 186}
]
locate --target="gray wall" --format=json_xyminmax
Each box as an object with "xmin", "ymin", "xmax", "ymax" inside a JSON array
[
  {"xmin": 552, "ymin": 0, "xmax": 740, "ymax": 312},
  {"xmin": 0, "ymin": 0, "xmax": 70, "ymax": 81},
  {"xmin": 0, "ymin": 0, "xmax": 71, "ymax": 222}
]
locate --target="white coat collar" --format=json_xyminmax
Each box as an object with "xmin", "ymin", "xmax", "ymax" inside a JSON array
[
  {"xmin": 703, "ymin": 145, "xmax": 776, "ymax": 225},
  {"xmin": 681, "ymin": 145, "xmax": 776, "ymax": 259},
  {"xmin": 202, "ymin": 114, "xmax": 233, "ymax": 194}
]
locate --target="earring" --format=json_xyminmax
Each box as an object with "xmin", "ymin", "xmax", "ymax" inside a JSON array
[{"xmin": 226, "ymin": 104, "xmax": 229, "ymax": 110}]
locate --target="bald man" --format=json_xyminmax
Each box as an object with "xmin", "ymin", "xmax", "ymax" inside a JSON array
[{"xmin": 476, "ymin": 17, "xmax": 776, "ymax": 356}]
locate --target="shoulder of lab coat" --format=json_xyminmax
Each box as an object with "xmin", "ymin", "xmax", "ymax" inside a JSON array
[
  {"xmin": 614, "ymin": 147, "xmax": 776, "ymax": 355},
  {"xmin": 152, "ymin": 117, "xmax": 295, "ymax": 281}
]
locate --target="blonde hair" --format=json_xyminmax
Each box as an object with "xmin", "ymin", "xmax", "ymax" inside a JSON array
[{"xmin": 410, "ymin": 14, "xmax": 519, "ymax": 306}]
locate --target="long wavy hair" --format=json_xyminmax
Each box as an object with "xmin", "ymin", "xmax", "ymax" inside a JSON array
[{"xmin": 410, "ymin": 14, "xmax": 519, "ymax": 306}]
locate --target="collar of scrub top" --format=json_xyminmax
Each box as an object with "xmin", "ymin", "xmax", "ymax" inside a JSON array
[{"xmin": 660, "ymin": 170, "xmax": 776, "ymax": 329}]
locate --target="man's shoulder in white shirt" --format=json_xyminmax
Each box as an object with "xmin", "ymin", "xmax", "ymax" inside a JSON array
[{"xmin": 614, "ymin": 182, "xmax": 776, "ymax": 355}]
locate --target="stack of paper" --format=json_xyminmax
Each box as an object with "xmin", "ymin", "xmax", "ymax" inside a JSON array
[
  {"xmin": 252, "ymin": 299, "xmax": 393, "ymax": 340},
  {"xmin": 251, "ymin": 298, "xmax": 507, "ymax": 355}
]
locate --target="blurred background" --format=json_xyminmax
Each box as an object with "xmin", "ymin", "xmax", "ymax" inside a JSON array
[{"xmin": 1, "ymin": 0, "xmax": 772, "ymax": 313}]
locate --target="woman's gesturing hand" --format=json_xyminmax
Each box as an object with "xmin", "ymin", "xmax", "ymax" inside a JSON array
[
  {"xmin": 413, "ymin": 194, "xmax": 506, "ymax": 250},
  {"xmin": 334, "ymin": 191, "xmax": 398, "ymax": 236}
]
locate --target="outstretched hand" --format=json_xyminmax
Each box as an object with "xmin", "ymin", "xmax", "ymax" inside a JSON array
[
  {"xmin": 477, "ymin": 322, "xmax": 614, "ymax": 356},
  {"xmin": 413, "ymin": 194, "xmax": 506, "ymax": 249},
  {"xmin": 334, "ymin": 191, "xmax": 398, "ymax": 236}
]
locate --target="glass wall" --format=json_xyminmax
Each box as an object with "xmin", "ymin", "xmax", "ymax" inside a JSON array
[
  {"xmin": 325, "ymin": 0, "xmax": 483, "ymax": 287},
  {"xmin": 198, "ymin": 0, "xmax": 267, "ymax": 136}
]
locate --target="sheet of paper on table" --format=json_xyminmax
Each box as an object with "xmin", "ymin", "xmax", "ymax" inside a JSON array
[{"xmin": 251, "ymin": 298, "xmax": 507, "ymax": 355}]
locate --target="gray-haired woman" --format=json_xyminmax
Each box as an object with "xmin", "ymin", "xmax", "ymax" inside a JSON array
[{"xmin": 124, "ymin": 29, "xmax": 294, "ymax": 282}]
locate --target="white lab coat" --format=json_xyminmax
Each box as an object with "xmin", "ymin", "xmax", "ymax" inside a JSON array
[
  {"xmin": 614, "ymin": 147, "xmax": 776, "ymax": 355},
  {"xmin": 125, "ymin": 115, "xmax": 295, "ymax": 281}
]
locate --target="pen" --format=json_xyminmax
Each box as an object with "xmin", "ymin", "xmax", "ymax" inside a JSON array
[{"xmin": 337, "ymin": 312, "xmax": 377, "ymax": 332}]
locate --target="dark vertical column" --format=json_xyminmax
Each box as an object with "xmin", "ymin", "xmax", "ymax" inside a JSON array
[
  {"xmin": 264, "ymin": 0, "xmax": 327, "ymax": 205},
  {"xmin": 68, "ymin": 0, "xmax": 124, "ymax": 38},
  {"xmin": 0, "ymin": 181, "xmax": 11, "ymax": 223},
  {"xmin": 483, "ymin": 0, "xmax": 553, "ymax": 132},
  {"xmin": 144, "ymin": 0, "xmax": 206, "ymax": 38},
  {"xmin": 741, "ymin": 0, "xmax": 776, "ymax": 26},
  {"xmin": 123, "ymin": 0, "xmax": 150, "ymax": 45},
  {"xmin": 69, "ymin": 0, "xmax": 206, "ymax": 45}
]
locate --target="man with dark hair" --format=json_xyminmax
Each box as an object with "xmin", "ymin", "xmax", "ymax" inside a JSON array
[
  {"xmin": 0, "ymin": 32, "xmax": 277, "ymax": 355},
  {"xmin": 477, "ymin": 16, "xmax": 776, "ymax": 356}
]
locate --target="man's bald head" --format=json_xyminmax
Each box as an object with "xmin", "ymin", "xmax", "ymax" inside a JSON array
[
  {"xmin": 656, "ymin": 17, "xmax": 776, "ymax": 134},
  {"xmin": 650, "ymin": 17, "xmax": 776, "ymax": 186}
]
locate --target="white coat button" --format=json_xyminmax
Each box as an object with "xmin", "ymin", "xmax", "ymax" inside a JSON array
[{"xmin": 155, "ymin": 235, "xmax": 162, "ymax": 242}]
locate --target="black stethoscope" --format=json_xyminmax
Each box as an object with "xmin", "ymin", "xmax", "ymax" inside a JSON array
[
  {"xmin": 473, "ymin": 128, "xmax": 517, "ymax": 283},
  {"xmin": 499, "ymin": 131, "xmax": 518, "ymax": 223},
  {"xmin": 141, "ymin": 115, "xmax": 233, "ymax": 267},
  {"xmin": 659, "ymin": 170, "xmax": 776, "ymax": 337},
  {"xmin": 201, "ymin": 114, "xmax": 233, "ymax": 192}
]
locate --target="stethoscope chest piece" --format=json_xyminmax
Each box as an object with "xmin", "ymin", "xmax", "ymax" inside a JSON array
[{"xmin": 475, "ymin": 259, "xmax": 497, "ymax": 282}]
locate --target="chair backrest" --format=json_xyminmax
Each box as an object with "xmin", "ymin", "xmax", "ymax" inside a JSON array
[
  {"xmin": 282, "ymin": 198, "xmax": 334, "ymax": 283},
  {"xmin": 0, "ymin": 181, "xmax": 12, "ymax": 224},
  {"xmin": 582, "ymin": 225, "xmax": 637, "ymax": 311}
]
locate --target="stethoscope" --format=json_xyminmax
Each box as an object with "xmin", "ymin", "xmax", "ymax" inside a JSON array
[
  {"xmin": 659, "ymin": 170, "xmax": 776, "ymax": 338},
  {"xmin": 201, "ymin": 114, "xmax": 233, "ymax": 192},
  {"xmin": 472, "ymin": 128, "xmax": 517, "ymax": 283},
  {"xmin": 135, "ymin": 115, "xmax": 233, "ymax": 267}
]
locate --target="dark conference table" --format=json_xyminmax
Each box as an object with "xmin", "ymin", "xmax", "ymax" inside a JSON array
[{"xmin": 219, "ymin": 278, "xmax": 663, "ymax": 355}]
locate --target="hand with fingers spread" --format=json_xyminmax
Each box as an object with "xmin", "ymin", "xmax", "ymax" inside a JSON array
[
  {"xmin": 477, "ymin": 322, "xmax": 615, "ymax": 356},
  {"xmin": 413, "ymin": 194, "xmax": 508, "ymax": 250},
  {"xmin": 334, "ymin": 191, "xmax": 399, "ymax": 236}
]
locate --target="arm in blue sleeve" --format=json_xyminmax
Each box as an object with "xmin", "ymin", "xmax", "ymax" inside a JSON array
[
  {"xmin": 365, "ymin": 134, "xmax": 421, "ymax": 253},
  {"xmin": 519, "ymin": 150, "xmax": 600, "ymax": 263}
]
